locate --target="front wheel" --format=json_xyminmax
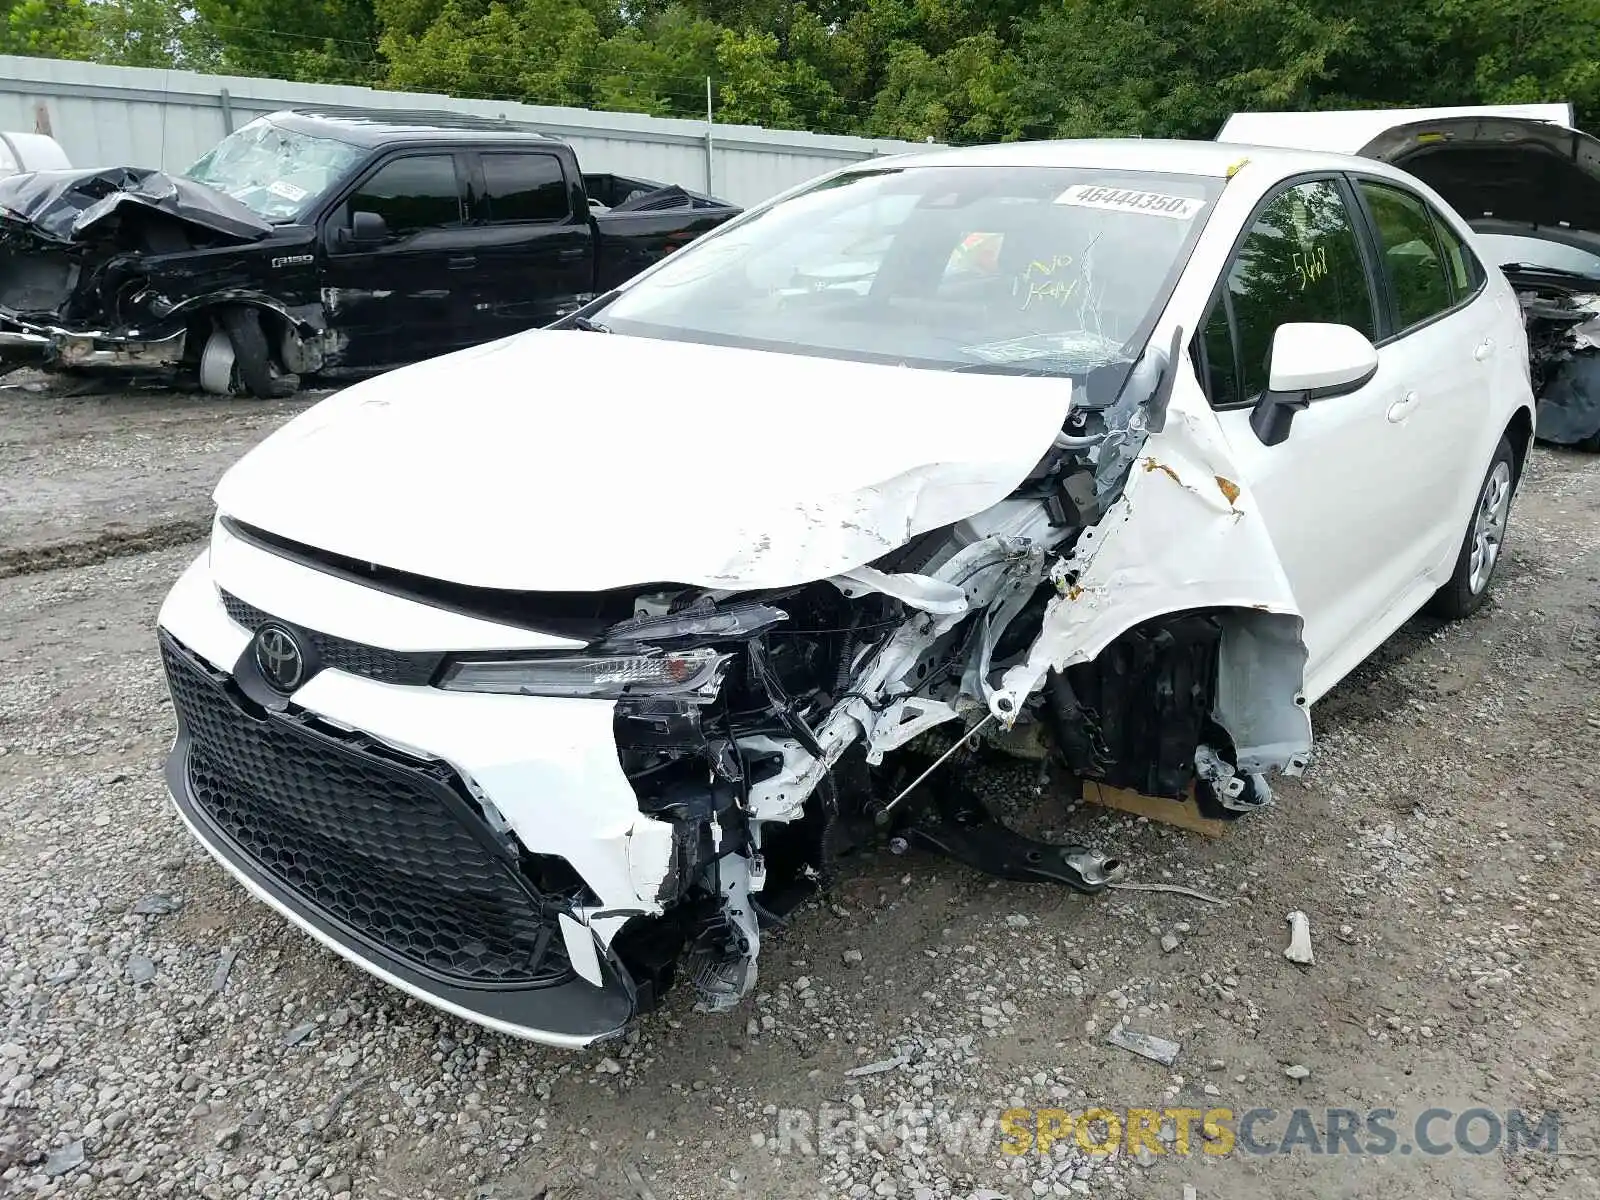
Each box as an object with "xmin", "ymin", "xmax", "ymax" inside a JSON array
[
  {"xmin": 1425, "ymin": 435, "xmax": 1516, "ymax": 620},
  {"xmin": 197, "ymin": 308, "xmax": 300, "ymax": 399}
]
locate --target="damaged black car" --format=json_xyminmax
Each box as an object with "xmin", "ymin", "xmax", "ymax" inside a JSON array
[{"xmin": 0, "ymin": 107, "xmax": 740, "ymax": 397}]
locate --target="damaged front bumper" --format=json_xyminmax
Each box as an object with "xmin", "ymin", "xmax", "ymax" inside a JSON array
[
  {"xmin": 0, "ymin": 309, "xmax": 187, "ymax": 371},
  {"xmin": 157, "ymin": 537, "xmax": 684, "ymax": 1048}
]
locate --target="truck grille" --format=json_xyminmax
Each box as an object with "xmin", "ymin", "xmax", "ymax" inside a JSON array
[
  {"xmin": 161, "ymin": 632, "xmax": 571, "ymax": 988},
  {"xmin": 219, "ymin": 590, "xmax": 444, "ymax": 686}
]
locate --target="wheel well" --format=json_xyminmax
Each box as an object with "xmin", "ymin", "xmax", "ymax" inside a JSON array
[
  {"xmin": 1043, "ymin": 605, "xmax": 1310, "ymax": 799},
  {"xmin": 183, "ymin": 303, "xmax": 287, "ymax": 341},
  {"xmin": 1505, "ymin": 407, "xmax": 1533, "ymax": 484}
]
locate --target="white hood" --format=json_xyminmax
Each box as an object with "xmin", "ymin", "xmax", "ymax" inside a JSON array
[{"xmin": 213, "ymin": 329, "xmax": 1076, "ymax": 592}]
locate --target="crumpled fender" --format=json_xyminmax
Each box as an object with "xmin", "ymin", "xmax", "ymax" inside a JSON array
[
  {"xmin": 990, "ymin": 375, "xmax": 1313, "ymax": 770},
  {"xmin": 0, "ymin": 167, "xmax": 271, "ymax": 244},
  {"xmin": 146, "ymin": 288, "xmax": 325, "ymax": 331}
]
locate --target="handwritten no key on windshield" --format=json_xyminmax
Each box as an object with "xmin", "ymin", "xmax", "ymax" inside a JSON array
[{"xmin": 1055, "ymin": 185, "xmax": 1205, "ymax": 220}]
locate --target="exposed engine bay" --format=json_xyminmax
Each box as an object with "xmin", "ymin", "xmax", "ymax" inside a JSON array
[
  {"xmin": 495, "ymin": 334, "xmax": 1309, "ymax": 1016},
  {"xmin": 1506, "ymin": 268, "xmax": 1600, "ymax": 449}
]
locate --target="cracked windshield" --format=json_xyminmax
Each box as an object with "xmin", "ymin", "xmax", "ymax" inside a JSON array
[
  {"xmin": 600, "ymin": 165, "xmax": 1220, "ymax": 375},
  {"xmin": 183, "ymin": 117, "xmax": 363, "ymax": 221}
]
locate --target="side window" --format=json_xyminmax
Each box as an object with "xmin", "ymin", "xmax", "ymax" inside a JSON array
[
  {"xmin": 1220, "ymin": 179, "xmax": 1376, "ymax": 404},
  {"xmin": 481, "ymin": 153, "xmax": 570, "ymax": 223},
  {"xmin": 1357, "ymin": 180, "xmax": 1454, "ymax": 330},
  {"xmin": 1428, "ymin": 209, "xmax": 1485, "ymax": 299},
  {"xmin": 347, "ymin": 155, "xmax": 462, "ymax": 235}
]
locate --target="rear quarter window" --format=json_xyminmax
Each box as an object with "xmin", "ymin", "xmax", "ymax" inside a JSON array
[{"xmin": 1429, "ymin": 212, "xmax": 1486, "ymax": 298}]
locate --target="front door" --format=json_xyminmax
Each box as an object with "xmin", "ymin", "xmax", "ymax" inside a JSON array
[
  {"xmin": 319, "ymin": 151, "xmax": 474, "ymax": 372},
  {"xmin": 1194, "ymin": 176, "xmax": 1428, "ymax": 689}
]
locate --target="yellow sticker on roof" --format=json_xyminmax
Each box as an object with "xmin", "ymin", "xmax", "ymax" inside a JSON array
[{"xmin": 1055, "ymin": 184, "xmax": 1205, "ymax": 220}]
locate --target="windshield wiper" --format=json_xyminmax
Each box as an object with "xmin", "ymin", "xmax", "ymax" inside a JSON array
[{"xmin": 572, "ymin": 316, "xmax": 612, "ymax": 333}]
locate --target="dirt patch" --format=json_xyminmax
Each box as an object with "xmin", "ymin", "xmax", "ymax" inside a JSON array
[{"xmin": 0, "ymin": 371, "xmax": 319, "ymax": 575}]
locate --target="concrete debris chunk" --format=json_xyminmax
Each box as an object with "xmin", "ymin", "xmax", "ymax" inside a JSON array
[
  {"xmin": 131, "ymin": 894, "xmax": 183, "ymax": 916},
  {"xmin": 1107, "ymin": 1026, "xmax": 1180, "ymax": 1067},
  {"xmin": 281, "ymin": 1021, "xmax": 317, "ymax": 1047},
  {"xmin": 212, "ymin": 946, "xmax": 239, "ymax": 992},
  {"xmin": 42, "ymin": 1141, "xmax": 85, "ymax": 1177},
  {"xmin": 844, "ymin": 1055, "xmax": 910, "ymax": 1077},
  {"xmin": 1283, "ymin": 910, "xmax": 1315, "ymax": 965}
]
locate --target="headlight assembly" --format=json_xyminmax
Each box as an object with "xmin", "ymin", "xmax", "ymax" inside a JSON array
[{"xmin": 437, "ymin": 647, "xmax": 729, "ymax": 701}]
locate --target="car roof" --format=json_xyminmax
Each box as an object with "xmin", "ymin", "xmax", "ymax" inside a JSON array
[
  {"xmin": 862, "ymin": 137, "xmax": 1391, "ymax": 180},
  {"xmin": 261, "ymin": 106, "xmax": 561, "ymax": 148}
]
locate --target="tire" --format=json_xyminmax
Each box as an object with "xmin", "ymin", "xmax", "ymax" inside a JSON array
[
  {"xmin": 218, "ymin": 307, "xmax": 299, "ymax": 399},
  {"xmin": 1425, "ymin": 435, "xmax": 1517, "ymax": 620}
]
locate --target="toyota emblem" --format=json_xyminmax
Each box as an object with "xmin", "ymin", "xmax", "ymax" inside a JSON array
[{"xmin": 254, "ymin": 624, "xmax": 305, "ymax": 692}]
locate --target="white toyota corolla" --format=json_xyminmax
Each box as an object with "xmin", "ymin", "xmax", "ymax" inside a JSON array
[{"xmin": 157, "ymin": 139, "xmax": 1535, "ymax": 1047}]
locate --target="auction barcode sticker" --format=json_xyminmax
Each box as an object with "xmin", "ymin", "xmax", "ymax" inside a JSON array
[
  {"xmin": 267, "ymin": 179, "xmax": 309, "ymax": 202},
  {"xmin": 1055, "ymin": 184, "xmax": 1206, "ymax": 220}
]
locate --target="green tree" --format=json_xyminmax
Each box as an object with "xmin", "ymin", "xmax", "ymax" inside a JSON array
[
  {"xmin": 193, "ymin": 0, "xmax": 382, "ymax": 84},
  {"xmin": 96, "ymin": 0, "xmax": 222, "ymax": 68},
  {"xmin": 1, "ymin": 0, "xmax": 100, "ymax": 60},
  {"xmin": 5, "ymin": 0, "xmax": 1598, "ymax": 148}
]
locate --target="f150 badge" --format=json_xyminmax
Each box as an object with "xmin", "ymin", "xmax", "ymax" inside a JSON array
[{"xmin": 271, "ymin": 254, "xmax": 316, "ymax": 269}]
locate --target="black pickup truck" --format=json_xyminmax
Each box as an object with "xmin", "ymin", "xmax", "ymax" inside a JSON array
[{"xmin": 0, "ymin": 107, "xmax": 740, "ymax": 396}]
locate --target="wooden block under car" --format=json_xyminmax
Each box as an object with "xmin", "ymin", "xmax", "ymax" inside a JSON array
[{"xmin": 1080, "ymin": 780, "xmax": 1230, "ymax": 838}]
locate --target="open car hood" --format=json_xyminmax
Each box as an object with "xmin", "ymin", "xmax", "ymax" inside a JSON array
[
  {"xmin": 213, "ymin": 330, "xmax": 1078, "ymax": 592},
  {"xmin": 0, "ymin": 167, "xmax": 271, "ymax": 244},
  {"xmin": 1358, "ymin": 116, "xmax": 1600, "ymax": 237}
]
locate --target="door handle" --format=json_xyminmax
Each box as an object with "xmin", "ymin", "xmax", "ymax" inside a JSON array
[
  {"xmin": 447, "ymin": 255, "xmax": 476, "ymax": 270},
  {"xmin": 1474, "ymin": 337, "xmax": 1495, "ymax": 362},
  {"xmin": 1387, "ymin": 390, "xmax": 1420, "ymax": 423},
  {"xmin": 555, "ymin": 248, "xmax": 585, "ymax": 261}
]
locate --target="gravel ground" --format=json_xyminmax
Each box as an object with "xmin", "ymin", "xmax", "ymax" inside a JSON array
[
  {"xmin": 0, "ymin": 371, "xmax": 321, "ymax": 577},
  {"xmin": 1, "ymin": 382, "xmax": 1597, "ymax": 1200}
]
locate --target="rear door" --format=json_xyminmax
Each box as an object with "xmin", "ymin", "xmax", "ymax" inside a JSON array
[
  {"xmin": 1193, "ymin": 176, "xmax": 1426, "ymax": 684},
  {"xmin": 1348, "ymin": 175, "xmax": 1498, "ymax": 570},
  {"xmin": 462, "ymin": 148, "xmax": 594, "ymax": 342},
  {"xmin": 319, "ymin": 151, "xmax": 473, "ymax": 371}
]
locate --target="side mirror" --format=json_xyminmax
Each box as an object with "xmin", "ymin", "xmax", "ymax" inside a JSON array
[
  {"xmin": 1250, "ymin": 322, "xmax": 1379, "ymax": 447},
  {"xmin": 343, "ymin": 210, "xmax": 389, "ymax": 246}
]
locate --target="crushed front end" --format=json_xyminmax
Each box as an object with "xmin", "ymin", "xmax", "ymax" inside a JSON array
[
  {"xmin": 0, "ymin": 167, "xmax": 279, "ymax": 379},
  {"xmin": 1505, "ymin": 265, "xmax": 1600, "ymax": 449},
  {"xmin": 156, "ymin": 323, "xmax": 1314, "ymax": 1046}
]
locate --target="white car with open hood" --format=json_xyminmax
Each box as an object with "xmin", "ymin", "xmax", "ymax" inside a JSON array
[
  {"xmin": 1221, "ymin": 104, "xmax": 1600, "ymax": 448},
  {"xmin": 156, "ymin": 139, "xmax": 1535, "ymax": 1048}
]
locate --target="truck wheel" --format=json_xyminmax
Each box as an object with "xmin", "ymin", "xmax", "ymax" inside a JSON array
[
  {"xmin": 198, "ymin": 308, "xmax": 300, "ymax": 399},
  {"xmin": 197, "ymin": 326, "xmax": 236, "ymax": 395},
  {"xmin": 220, "ymin": 307, "xmax": 300, "ymax": 398}
]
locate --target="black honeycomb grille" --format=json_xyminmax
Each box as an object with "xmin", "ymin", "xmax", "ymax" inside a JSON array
[
  {"xmin": 219, "ymin": 590, "xmax": 444, "ymax": 687},
  {"xmin": 161, "ymin": 633, "xmax": 572, "ymax": 988}
]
